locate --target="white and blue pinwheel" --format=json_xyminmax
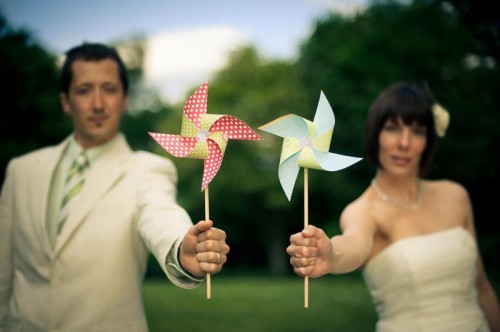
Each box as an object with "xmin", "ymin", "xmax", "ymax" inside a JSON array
[{"xmin": 259, "ymin": 91, "xmax": 362, "ymax": 201}]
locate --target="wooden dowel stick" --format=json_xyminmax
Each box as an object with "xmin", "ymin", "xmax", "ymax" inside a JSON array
[
  {"xmin": 205, "ymin": 186, "xmax": 211, "ymax": 300},
  {"xmin": 304, "ymin": 168, "xmax": 309, "ymax": 308}
]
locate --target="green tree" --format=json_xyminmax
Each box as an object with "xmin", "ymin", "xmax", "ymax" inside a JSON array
[
  {"xmin": 438, "ymin": 0, "xmax": 500, "ymax": 62},
  {"xmin": 0, "ymin": 11, "xmax": 69, "ymax": 184}
]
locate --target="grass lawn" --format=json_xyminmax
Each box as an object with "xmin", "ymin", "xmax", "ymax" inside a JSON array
[{"xmin": 143, "ymin": 273, "xmax": 377, "ymax": 331}]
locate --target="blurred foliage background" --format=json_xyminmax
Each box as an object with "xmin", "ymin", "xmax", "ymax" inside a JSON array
[{"xmin": 1, "ymin": 0, "xmax": 498, "ymax": 284}]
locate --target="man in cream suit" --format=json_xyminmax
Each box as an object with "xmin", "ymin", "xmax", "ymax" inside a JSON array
[{"xmin": 0, "ymin": 43, "xmax": 230, "ymax": 331}]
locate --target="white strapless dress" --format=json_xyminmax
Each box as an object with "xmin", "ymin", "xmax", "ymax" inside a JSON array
[{"xmin": 363, "ymin": 227, "xmax": 489, "ymax": 332}]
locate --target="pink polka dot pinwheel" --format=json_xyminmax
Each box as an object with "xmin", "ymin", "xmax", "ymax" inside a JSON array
[{"xmin": 149, "ymin": 82, "xmax": 261, "ymax": 191}]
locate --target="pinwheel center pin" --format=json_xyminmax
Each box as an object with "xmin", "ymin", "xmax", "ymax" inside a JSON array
[
  {"xmin": 197, "ymin": 128, "xmax": 210, "ymax": 141},
  {"xmin": 300, "ymin": 137, "xmax": 313, "ymax": 149}
]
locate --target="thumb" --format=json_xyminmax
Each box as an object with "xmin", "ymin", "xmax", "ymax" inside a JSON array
[
  {"xmin": 182, "ymin": 220, "xmax": 213, "ymax": 255},
  {"xmin": 187, "ymin": 219, "xmax": 213, "ymax": 238},
  {"xmin": 301, "ymin": 225, "xmax": 319, "ymax": 238}
]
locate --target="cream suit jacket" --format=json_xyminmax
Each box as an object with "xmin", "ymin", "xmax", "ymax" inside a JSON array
[{"xmin": 0, "ymin": 133, "xmax": 198, "ymax": 331}]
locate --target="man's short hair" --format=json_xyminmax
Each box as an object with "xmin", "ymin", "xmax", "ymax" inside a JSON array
[{"xmin": 60, "ymin": 42, "xmax": 129, "ymax": 95}]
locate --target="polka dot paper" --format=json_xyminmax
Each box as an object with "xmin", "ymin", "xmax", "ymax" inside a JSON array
[{"xmin": 149, "ymin": 82, "xmax": 261, "ymax": 191}]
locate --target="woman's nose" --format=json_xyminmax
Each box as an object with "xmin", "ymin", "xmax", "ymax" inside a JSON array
[{"xmin": 398, "ymin": 128, "xmax": 411, "ymax": 148}]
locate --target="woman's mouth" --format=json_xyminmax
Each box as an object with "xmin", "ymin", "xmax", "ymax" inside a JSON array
[{"xmin": 392, "ymin": 156, "xmax": 410, "ymax": 166}]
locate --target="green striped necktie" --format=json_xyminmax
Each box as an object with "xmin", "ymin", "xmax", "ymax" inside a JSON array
[{"xmin": 57, "ymin": 151, "xmax": 89, "ymax": 235}]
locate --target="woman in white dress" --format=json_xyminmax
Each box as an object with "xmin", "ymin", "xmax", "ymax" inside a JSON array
[{"xmin": 287, "ymin": 82, "xmax": 500, "ymax": 331}]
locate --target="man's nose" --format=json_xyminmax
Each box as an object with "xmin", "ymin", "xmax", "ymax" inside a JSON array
[{"xmin": 91, "ymin": 89, "xmax": 104, "ymax": 111}]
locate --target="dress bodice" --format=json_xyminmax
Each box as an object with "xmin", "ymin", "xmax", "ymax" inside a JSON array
[{"xmin": 363, "ymin": 227, "xmax": 489, "ymax": 332}]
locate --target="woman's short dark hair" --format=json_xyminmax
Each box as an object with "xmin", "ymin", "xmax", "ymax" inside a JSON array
[
  {"xmin": 60, "ymin": 42, "xmax": 129, "ymax": 95},
  {"xmin": 364, "ymin": 82, "xmax": 438, "ymax": 177}
]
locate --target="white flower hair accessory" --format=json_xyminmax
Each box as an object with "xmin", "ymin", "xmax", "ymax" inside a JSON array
[{"xmin": 432, "ymin": 103, "xmax": 450, "ymax": 137}]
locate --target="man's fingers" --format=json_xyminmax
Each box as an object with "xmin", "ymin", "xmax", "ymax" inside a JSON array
[
  {"xmin": 197, "ymin": 227, "xmax": 226, "ymax": 243},
  {"xmin": 197, "ymin": 251, "xmax": 227, "ymax": 265},
  {"xmin": 289, "ymin": 234, "xmax": 318, "ymax": 247},
  {"xmin": 195, "ymin": 239, "xmax": 229, "ymax": 254},
  {"xmin": 188, "ymin": 220, "xmax": 227, "ymax": 244}
]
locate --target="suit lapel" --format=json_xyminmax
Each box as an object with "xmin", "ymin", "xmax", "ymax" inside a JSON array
[
  {"xmin": 30, "ymin": 138, "xmax": 70, "ymax": 258},
  {"xmin": 54, "ymin": 134, "xmax": 133, "ymax": 256}
]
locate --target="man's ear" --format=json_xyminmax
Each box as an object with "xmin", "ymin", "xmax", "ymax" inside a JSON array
[
  {"xmin": 121, "ymin": 94, "xmax": 129, "ymax": 115},
  {"xmin": 60, "ymin": 92, "xmax": 71, "ymax": 115}
]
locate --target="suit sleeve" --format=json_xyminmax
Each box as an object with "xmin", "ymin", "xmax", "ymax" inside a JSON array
[
  {"xmin": 134, "ymin": 153, "xmax": 202, "ymax": 288},
  {"xmin": 0, "ymin": 161, "xmax": 15, "ymax": 329}
]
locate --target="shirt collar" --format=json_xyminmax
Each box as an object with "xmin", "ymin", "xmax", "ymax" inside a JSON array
[{"xmin": 67, "ymin": 134, "xmax": 121, "ymax": 166}]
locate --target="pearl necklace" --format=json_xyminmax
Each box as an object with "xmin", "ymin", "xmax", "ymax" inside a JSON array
[{"xmin": 371, "ymin": 178, "xmax": 423, "ymax": 210}]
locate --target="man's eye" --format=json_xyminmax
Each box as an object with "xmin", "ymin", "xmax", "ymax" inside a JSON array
[
  {"xmin": 76, "ymin": 88, "xmax": 90, "ymax": 95},
  {"xmin": 103, "ymin": 85, "xmax": 119, "ymax": 93}
]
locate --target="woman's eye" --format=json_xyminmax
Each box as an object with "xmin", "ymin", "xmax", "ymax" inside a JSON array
[
  {"xmin": 412, "ymin": 127, "xmax": 427, "ymax": 136},
  {"xmin": 383, "ymin": 123, "xmax": 398, "ymax": 131}
]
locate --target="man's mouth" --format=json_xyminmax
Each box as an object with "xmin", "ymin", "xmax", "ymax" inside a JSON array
[{"xmin": 88, "ymin": 115, "xmax": 108, "ymax": 126}]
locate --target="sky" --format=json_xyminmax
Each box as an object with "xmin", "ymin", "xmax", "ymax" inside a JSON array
[{"xmin": 1, "ymin": 0, "xmax": 368, "ymax": 103}]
